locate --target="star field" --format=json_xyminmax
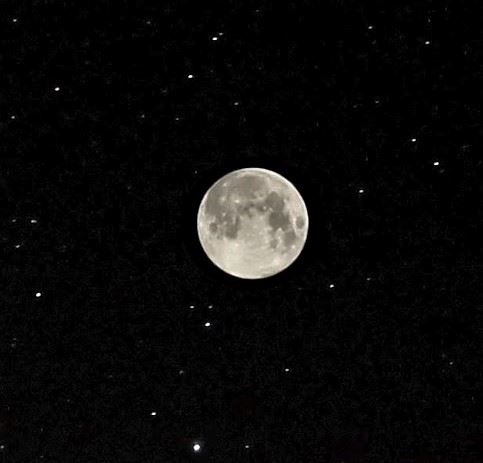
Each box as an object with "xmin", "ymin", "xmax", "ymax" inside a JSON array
[{"xmin": 2, "ymin": 1, "xmax": 483, "ymax": 462}]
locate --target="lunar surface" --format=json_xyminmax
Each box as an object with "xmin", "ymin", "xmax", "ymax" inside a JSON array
[{"xmin": 197, "ymin": 167, "xmax": 309, "ymax": 279}]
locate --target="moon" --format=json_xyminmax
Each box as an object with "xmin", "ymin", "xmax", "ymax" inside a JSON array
[{"xmin": 197, "ymin": 167, "xmax": 309, "ymax": 279}]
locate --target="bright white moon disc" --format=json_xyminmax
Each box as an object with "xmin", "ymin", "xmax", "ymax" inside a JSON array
[{"xmin": 197, "ymin": 167, "xmax": 309, "ymax": 279}]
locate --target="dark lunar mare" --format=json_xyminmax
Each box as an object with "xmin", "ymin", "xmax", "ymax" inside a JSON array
[
  {"xmin": 224, "ymin": 214, "xmax": 241, "ymax": 239},
  {"xmin": 262, "ymin": 190, "xmax": 299, "ymax": 252},
  {"xmin": 204, "ymin": 175, "xmax": 300, "ymax": 248},
  {"xmin": 265, "ymin": 191, "xmax": 291, "ymax": 231}
]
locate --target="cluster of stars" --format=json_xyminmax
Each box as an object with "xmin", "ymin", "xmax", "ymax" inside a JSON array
[
  {"xmin": 188, "ymin": 305, "xmax": 214, "ymax": 328},
  {"xmin": 11, "ymin": 217, "xmax": 42, "ymax": 250}
]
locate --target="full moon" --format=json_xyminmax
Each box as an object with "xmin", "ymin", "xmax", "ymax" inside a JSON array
[{"xmin": 197, "ymin": 167, "xmax": 309, "ymax": 279}]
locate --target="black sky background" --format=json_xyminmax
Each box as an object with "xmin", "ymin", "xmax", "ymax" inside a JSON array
[{"xmin": 2, "ymin": 1, "xmax": 483, "ymax": 462}]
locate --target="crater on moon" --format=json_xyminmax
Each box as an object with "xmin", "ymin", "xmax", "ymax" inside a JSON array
[{"xmin": 197, "ymin": 168, "xmax": 309, "ymax": 279}]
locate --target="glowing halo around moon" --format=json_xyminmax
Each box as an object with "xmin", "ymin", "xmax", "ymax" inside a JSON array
[{"xmin": 197, "ymin": 167, "xmax": 309, "ymax": 279}]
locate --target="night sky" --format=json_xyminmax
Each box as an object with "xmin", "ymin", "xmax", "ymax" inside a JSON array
[{"xmin": 2, "ymin": 1, "xmax": 483, "ymax": 462}]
